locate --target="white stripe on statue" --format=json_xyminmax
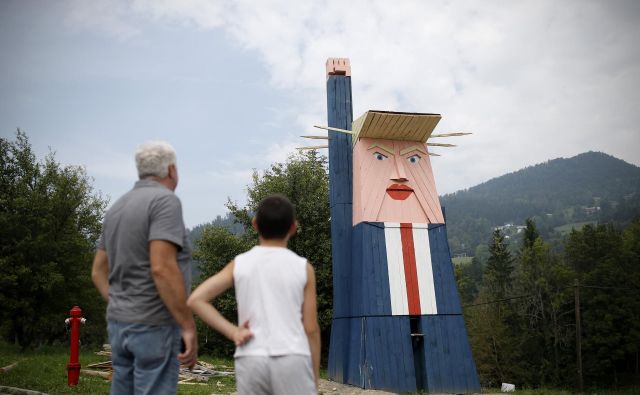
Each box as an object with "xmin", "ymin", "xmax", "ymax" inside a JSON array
[
  {"xmin": 384, "ymin": 223, "xmax": 408, "ymax": 316},
  {"xmin": 413, "ymin": 226, "xmax": 438, "ymax": 314}
]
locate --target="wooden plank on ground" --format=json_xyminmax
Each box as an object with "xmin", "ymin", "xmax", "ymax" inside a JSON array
[
  {"xmin": 80, "ymin": 369, "xmax": 112, "ymax": 380},
  {"xmin": 0, "ymin": 362, "xmax": 18, "ymax": 374}
]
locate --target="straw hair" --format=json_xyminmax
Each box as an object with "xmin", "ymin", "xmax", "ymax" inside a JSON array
[{"xmin": 351, "ymin": 110, "xmax": 442, "ymax": 144}]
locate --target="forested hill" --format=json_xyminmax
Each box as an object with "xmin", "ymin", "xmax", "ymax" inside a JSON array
[{"xmin": 441, "ymin": 151, "xmax": 640, "ymax": 255}]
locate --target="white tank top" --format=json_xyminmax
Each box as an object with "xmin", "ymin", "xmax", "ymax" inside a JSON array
[{"xmin": 233, "ymin": 246, "xmax": 310, "ymax": 357}]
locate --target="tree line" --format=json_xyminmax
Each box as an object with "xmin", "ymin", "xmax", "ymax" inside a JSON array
[{"xmin": 458, "ymin": 218, "xmax": 640, "ymax": 390}]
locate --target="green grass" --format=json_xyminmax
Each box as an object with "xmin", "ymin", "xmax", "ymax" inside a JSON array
[
  {"xmin": 3, "ymin": 342, "xmax": 637, "ymax": 395},
  {"xmin": 0, "ymin": 342, "xmax": 236, "ymax": 394},
  {"xmin": 554, "ymin": 221, "xmax": 597, "ymax": 235},
  {"xmin": 452, "ymin": 256, "xmax": 473, "ymax": 266},
  {"xmin": 482, "ymin": 387, "xmax": 639, "ymax": 395}
]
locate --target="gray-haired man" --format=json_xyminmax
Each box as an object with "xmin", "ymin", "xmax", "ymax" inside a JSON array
[{"xmin": 92, "ymin": 141, "xmax": 197, "ymax": 395}]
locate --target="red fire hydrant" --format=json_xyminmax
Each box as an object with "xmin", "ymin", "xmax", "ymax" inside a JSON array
[{"xmin": 66, "ymin": 306, "xmax": 86, "ymax": 386}]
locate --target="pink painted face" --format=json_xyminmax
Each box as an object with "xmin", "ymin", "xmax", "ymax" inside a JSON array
[{"xmin": 353, "ymin": 138, "xmax": 445, "ymax": 225}]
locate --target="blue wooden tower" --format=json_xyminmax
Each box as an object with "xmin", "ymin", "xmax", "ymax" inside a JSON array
[{"xmin": 324, "ymin": 58, "xmax": 481, "ymax": 394}]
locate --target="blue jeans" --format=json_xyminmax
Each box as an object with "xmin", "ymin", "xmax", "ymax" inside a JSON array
[{"xmin": 107, "ymin": 320, "xmax": 181, "ymax": 395}]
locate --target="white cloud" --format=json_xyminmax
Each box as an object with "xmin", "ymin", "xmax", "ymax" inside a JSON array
[
  {"xmin": 131, "ymin": 0, "xmax": 227, "ymax": 29},
  {"xmin": 66, "ymin": 0, "xmax": 640, "ymax": 194},
  {"xmin": 53, "ymin": 143, "xmax": 138, "ymax": 184},
  {"xmin": 265, "ymin": 140, "xmax": 303, "ymax": 164},
  {"xmin": 64, "ymin": 0, "xmax": 141, "ymax": 40},
  {"xmin": 206, "ymin": 168, "xmax": 254, "ymax": 184}
]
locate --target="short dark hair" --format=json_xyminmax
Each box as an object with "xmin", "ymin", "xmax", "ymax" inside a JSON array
[{"xmin": 255, "ymin": 194, "xmax": 296, "ymax": 239}]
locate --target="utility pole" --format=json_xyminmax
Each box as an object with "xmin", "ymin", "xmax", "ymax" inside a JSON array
[{"xmin": 574, "ymin": 279, "xmax": 583, "ymax": 393}]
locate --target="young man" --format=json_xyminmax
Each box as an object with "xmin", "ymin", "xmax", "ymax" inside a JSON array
[
  {"xmin": 91, "ymin": 141, "xmax": 197, "ymax": 395},
  {"xmin": 188, "ymin": 195, "xmax": 320, "ymax": 395}
]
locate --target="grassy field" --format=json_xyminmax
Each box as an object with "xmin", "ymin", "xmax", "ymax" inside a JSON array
[
  {"xmin": 0, "ymin": 342, "xmax": 236, "ymax": 394},
  {"xmin": 452, "ymin": 256, "xmax": 473, "ymax": 266},
  {"xmin": 482, "ymin": 389, "xmax": 639, "ymax": 395},
  {"xmin": 2, "ymin": 342, "xmax": 638, "ymax": 395},
  {"xmin": 554, "ymin": 221, "xmax": 597, "ymax": 235}
]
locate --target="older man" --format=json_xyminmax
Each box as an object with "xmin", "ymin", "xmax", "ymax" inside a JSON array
[{"xmin": 91, "ymin": 141, "xmax": 197, "ymax": 395}]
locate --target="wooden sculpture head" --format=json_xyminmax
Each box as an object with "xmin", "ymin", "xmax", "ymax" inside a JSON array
[{"xmin": 352, "ymin": 111, "xmax": 445, "ymax": 225}]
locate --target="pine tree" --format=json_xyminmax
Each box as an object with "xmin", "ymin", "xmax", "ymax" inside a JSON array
[
  {"xmin": 468, "ymin": 229, "xmax": 521, "ymax": 385},
  {"xmin": 516, "ymin": 219, "xmax": 574, "ymax": 386},
  {"xmin": 484, "ymin": 229, "xmax": 514, "ymax": 300},
  {"xmin": 523, "ymin": 217, "xmax": 540, "ymax": 249},
  {"xmin": 566, "ymin": 223, "xmax": 640, "ymax": 385}
]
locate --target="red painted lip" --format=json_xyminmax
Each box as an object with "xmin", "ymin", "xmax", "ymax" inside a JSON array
[{"xmin": 386, "ymin": 184, "xmax": 413, "ymax": 200}]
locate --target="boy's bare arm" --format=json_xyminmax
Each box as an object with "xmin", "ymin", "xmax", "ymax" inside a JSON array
[
  {"xmin": 187, "ymin": 261, "xmax": 253, "ymax": 346},
  {"xmin": 302, "ymin": 262, "xmax": 321, "ymax": 389}
]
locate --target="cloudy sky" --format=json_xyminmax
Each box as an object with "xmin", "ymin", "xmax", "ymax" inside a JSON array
[{"xmin": 1, "ymin": 0, "xmax": 639, "ymax": 227}]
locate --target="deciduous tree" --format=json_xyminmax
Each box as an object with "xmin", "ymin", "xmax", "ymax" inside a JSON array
[
  {"xmin": 0, "ymin": 131, "xmax": 107, "ymax": 348},
  {"xmin": 195, "ymin": 151, "xmax": 332, "ymax": 356}
]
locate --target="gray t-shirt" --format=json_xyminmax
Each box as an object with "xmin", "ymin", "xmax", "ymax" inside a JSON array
[{"xmin": 98, "ymin": 179, "xmax": 192, "ymax": 326}]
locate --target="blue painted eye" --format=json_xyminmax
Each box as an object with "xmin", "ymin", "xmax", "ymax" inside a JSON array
[
  {"xmin": 373, "ymin": 152, "xmax": 388, "ymax": 161},
  {"xmin": 407, "ymin": 154, "xmax": 421, "ymax": 164}
]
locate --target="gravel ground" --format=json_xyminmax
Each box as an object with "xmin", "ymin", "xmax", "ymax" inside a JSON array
[
  {"xmin": 318, "ymin": 379, "xmax": 402, "ymax": 394},
  {"xmin": 317, "ymin": 380, "xmax": 496, "ymax": 395}
]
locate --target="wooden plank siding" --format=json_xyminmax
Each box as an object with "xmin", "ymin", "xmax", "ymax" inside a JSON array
[
  {"xmin": 352, "ymin": 137, "xmax": 445, "ymax": 225},
  {"xmin": 331, "ymin": 203, "xmax": 354, "ymax": 318},
  {"xmin": 327, "ymin": 76, "xmax": 353, "ymax": 205},
  {"xmin": 404, "ymin": 148, "xmax": 444, "ymax": 222},
  {"xmin": 330, "ymin": 220, "xmax": 480, "ymax": 392},
  {"xmin": 326, "ymin": 66, "xmax": 479, "ymax": 394},
  {"xmin": 336, "ymin": 315, "xmax": 480, "ymax": 393},
  {"xmin": 429, "ymin": 223, "xmax": 463, "ymax": 315},
  {"xmin": 334, "ymin": 222, "xmax": 464, "ymax": 318},
  {"xmin": 326, "ymin": 75, "xmax": 353, "ymax": 319},
  {"xmin": 420, "ymin": 315, "xmax": 481, "ymax": 393},
  {"xmin": 327, "ymin": 74, "xmax": 358, "ymax": 387},
  {"xmin": 327, "ymin": 317, "xmax": 346, "ymax": 382},
  {"xmin": 365, "ymin": 316, "xmax": 418, "ymax": 392}
]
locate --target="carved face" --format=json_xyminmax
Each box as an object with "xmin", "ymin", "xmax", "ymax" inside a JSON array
[{"xmin": 353, "ymin": 138, "xmax": 444, "ymax": 225}]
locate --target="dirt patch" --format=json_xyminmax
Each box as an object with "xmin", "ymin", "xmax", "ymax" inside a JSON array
[
  {"xmin": 317, "ymin": 380, "xmax": 496, "ymax": 395},
  {"xmin": 318, "ymin": 379, "xmax": 397, "ymax": 394}
]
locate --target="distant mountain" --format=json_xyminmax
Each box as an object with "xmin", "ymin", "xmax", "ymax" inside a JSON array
[
  {"xmin": 441, "ymin": 151, "xmax": 640, "ymax": 256},
  {"xmin": 188, "ymin": 212, "xmax": 244, "ymax": 243},
  {"xmin": 188, "ymin": 212, "xmax": 245, "ymax": 282}
]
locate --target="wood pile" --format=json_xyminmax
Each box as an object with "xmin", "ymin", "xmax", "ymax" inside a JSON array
[
  {"xmin": 0, "ymin": 361, "xmax": 18, "ymax": 374},
  {"xmin": 80, "ymin": 344, "xmax": 234, "ymax": 385}
]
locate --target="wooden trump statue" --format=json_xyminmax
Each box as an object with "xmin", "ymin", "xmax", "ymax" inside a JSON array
[{"xmin": 302, "ymin": 58, "xmax": 480, "ymax": 393}]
